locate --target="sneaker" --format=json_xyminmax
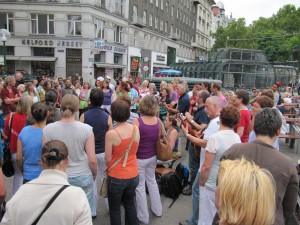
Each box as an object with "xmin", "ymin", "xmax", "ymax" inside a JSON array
[
  {"xmin": 182, "ymin": 185, "xmax": 192, "ymax": 195},
  {"xmin": 179, "ymin": 220, "xmax": 191, "ymax": 225}
]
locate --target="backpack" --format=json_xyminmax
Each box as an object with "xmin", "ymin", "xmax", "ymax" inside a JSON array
[
  {"xmin": 175, "ymin": 163, "xmax": 189, "ymax": 187},
  {"xmin": 161, "ymin": 171, "xmax": 183, "ymax": 208}
]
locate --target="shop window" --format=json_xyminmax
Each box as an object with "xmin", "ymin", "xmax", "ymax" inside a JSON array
[
  {"xmin": 0, "ymin": 46, "xmax": 14, "ymax": 55},
  {"xmin": 114, "ymin": 25, "xmax": 122, "ymax": 43},
  {"xmin": 33, "ymin": 47, "xmax": 54, "ymax": 57},
  {"xmin": 31, "ymin": 14, "xmax": 54, "ymax": 34},
  {"xmin": 68, "ymin": 15, "xmax": 81, "ymax": 36},
  {"xmin": 94, "ymin": 52, "xmax": 105, "ymax": 62},
  {"xmin": 0, "ymin": 13, "xmax": 14, "ymax": 33},
  {"xmin": 114, "ymin": 53, "xmax": 122, "ymax": 64},
  {"xmin": 95, "ymin": 18, "xmax": 105, "ymax": 39}
]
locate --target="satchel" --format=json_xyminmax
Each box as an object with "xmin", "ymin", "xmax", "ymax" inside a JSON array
[
  {"xmin": 156, "ymin": 120, "xmax": 173, "ymax": 161},
  {"xmin": 100, "ymin": 127, "xmax": 137, "ymax": 198},
  {"xmin": 2, "ymin": 113, "xmax": 15, "ymax": 177}
]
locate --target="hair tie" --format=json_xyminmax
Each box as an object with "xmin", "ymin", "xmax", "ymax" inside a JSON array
[{"xmin": 46, "ymin": 148, "xmax": 61, "ymax": 161}]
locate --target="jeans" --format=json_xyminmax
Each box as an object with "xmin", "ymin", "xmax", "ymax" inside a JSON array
[
  {"xmin": 108, "ymin": 175, "xmax": 139, "ymax": 225},
  {"xmin": 189, "ymin": 171, "xmax": 200, "ymax": 225},
  {"xmin": 69, "ymin": 174, "xmax": 95, "ymax": 216},
  {"xmin": 188, "ymin": 144, "xmax": 200, "ymax": 185}
]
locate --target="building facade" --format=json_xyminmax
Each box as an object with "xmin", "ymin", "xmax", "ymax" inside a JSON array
[
  {"xmin": 193, "ymin": 0, "xmax": 215, "ymax": 61},
  {"xmin": 0, "ymin": 0, "xmax": 217, "ymax": 81},
  {"xmin": 211, "ymin": 1, "xmax": 232, "ymax": 47}
]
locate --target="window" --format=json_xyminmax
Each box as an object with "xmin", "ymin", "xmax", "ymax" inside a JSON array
[
  {"xmin": 164, "ymin": 21, "xmax": 168, "ymax": 33},
  {"xmin": 95, "ymin": 19, "xmax": 105, "ymax": 39},
  {"xmin": 170, "ymin": 24, "xmax": 173, "ymax": 34},
  {"xmin": 133, "ymin": 5, "xmax": 138, "ymax": 21},
  {"xmin": 156, "ymin": 0, "xmax": 158, "ymax": 7},
  {"xmin": 94, "ymin": 52, "xmax": 105, "ymax": 62},
  {"xmin": 149, "ymin": 13, "xmax": 153, "ymax": 26},
  {"xmin": 143, "ymin": 10, "xmax": 147, "ymax": 24},
  {"xmin": 33, "ymin": 47, "xmax": 54, "ymax": 57},
  {"xmin": 31, "ymin": 14, "xmax": 54, "ymax": 34},
  {"xmin": 171, "ymin": 6, "xmax": 174, "ymax": 17},
  {"xmin": 155, "ymin": 17, "xmax": 158, "ymax": 29},
  {"xmin": 68, "ymin": 15, "xmax": 81, "ymax": 35},
  {"xmin": 114, "ymin": 25, "xmax": 122, "ymax": 43},
  {"xmin": 161, "ymin": 0, "xmax": 163, "ymax": 10},
  {"xmin": 114, "ymin": 53, "xmax": 122, "ymax": 64},
  {"xmin": 160, "ymin": 19, "xmax": 163, "ymax": 31},
  {"xmin": 176, "ymin": 9, "xmax": 178, "ymax": 18},
  {"xmin": 166, "ymin": 1, "xmax": 169, "ymax": 12},
  {"xmin": 115, "ymin": 0, "xmax": 123, "ymax": 15},
  {"xmin": 0, "ymin": 13, "xmax": 13, "ymax": 32},
  {"xmin": 150, "ymin": 0, "xmax": 153, "ymax": 3}
]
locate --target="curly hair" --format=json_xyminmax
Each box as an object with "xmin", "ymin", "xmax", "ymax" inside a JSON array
[{"xmin": 220, "ymin": 105, "xmax": 240, "ymax": 128}]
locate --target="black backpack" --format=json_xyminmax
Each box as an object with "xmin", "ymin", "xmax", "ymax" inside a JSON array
[
  {"xmin": 161, "ymin": 171, "xmax": 183, "ymax": 208},
  {"xmin": 175, "ymin": 163, "xmax": 189, "ymax": 187}
]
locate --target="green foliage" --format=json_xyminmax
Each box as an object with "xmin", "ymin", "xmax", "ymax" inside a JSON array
[{"xmin": 212, "ymin": 4, "xmax": 300, "ymax": 62}]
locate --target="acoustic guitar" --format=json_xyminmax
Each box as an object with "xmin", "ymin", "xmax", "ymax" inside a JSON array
[{"xmin": 176, "ymin": 113, "xmax": 204, "ymax": 158}]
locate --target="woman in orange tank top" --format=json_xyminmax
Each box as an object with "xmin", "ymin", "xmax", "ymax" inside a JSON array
[{"xmin": 105, "ymin": 100, "xmax": 140, "ymax": 225}]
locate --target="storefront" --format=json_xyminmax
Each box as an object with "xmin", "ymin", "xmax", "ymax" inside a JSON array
[
  {"xmin": 93, "ymin": 39, "xmax": 127, "ymax": 80},
  {"xmin": 151, "ymin": 52, "xmax": 169, "ymax": 76}
]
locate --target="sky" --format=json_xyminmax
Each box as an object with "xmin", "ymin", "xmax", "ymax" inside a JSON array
[{"xmin": 219, "ymin": 0, "xmax": 300, "ymax": 25}]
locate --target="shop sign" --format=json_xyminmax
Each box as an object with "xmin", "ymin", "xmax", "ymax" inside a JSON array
[
  {"xmin": 94, "ymin": 40, "xmax": 106, "ymax": 47},
  {"xmin": 156, "ymin": 55, "xmax": 166, "ymax": 62},
  {"xmin": 94, "ymin": 44, "xmax": 127, "ymax": 54},
  {"xmin": 66, "ymin": 57, "xmax": 82, "ymax": 63},
  {"xmin": 21, "ymin": 39, "xmax": 83, "ymax": 48}
]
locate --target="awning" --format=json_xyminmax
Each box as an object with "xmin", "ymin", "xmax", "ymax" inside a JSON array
[
  {"xmin": 95, "ymin": 63, "xmax": 127, "ymax": 69},
  {"xmin": 6, "ymin": 56, "xmax": 57, "ymax": 61}
]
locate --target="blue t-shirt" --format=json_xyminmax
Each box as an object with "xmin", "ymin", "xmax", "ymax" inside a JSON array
[
  {"xmin": 177, "ymin": 93, "xmax": 190, "ymax": 114},
  {"xmin": 18, "ymin": 126, "xmax": 43, "ymax": 180}
]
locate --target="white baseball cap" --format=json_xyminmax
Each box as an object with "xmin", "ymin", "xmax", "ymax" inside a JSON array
[{"xmin": 97, "ymin": 76, "xmax": 104, "ymax": 81}]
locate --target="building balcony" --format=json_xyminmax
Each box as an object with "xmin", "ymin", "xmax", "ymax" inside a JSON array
[
  {"xmin": 170, "ymin": 33, "xmax": 180, "ymax": 41},
  {"xmin": 131, "ymin": 16, "xmax": 146, "ymax": 28},
  {"xmin": 191, "ymin": 42, "xmax": 200, "ymax": 48}
]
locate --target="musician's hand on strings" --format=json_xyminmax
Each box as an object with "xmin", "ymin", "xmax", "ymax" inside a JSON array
[
  {"xmin": 181, "ymin": 124, "xmax": 189, "ymax": 137},
  {"xmin": 185, "ymin": 112, "xmax": 193, "ymax": 121}
]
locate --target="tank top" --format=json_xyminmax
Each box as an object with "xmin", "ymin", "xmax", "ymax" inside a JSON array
[
  {"xmin": 84, "ymin": 107, "xmax": 109, "ymax": 154},
  {"xmin": 103, "ymin": 89, "xmax": 112, "ymax": 105},
  {"xmin": 108, "ymin": 127, "xmax": 139, "ymax": 179},
  {"xmin": 136, "ymin": 117, "xmax": 159, "ymax": 159}
]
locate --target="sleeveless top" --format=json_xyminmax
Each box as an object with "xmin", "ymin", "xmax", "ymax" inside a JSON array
[
  {"xmin": 136, "ymin": 117, "xmax": 159, "ymax": 159},
  {"xmin": 84, "ymin": 107, "xmax": 109, "ymax": 154},
  {"xmin": 108, "ymin": 127, "xmax": 139, "ymax": 179},
  {"xmin": 103, "ymin": 89, "xmax": 113, "ymax": 105}
]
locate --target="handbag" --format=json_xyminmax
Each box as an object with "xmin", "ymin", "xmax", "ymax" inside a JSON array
[
  {"xmin": 2, "ymin": 113, "xmax": 15, "ymax": 177},
  {"xmin": 31, "ymin": 185, "xmax": 69, "ymax": 225},
  {"xmin": 100, "ymin": 127, "xmax": 137, "ymax": 198},
  {"xmin": 156, "ymin": 120, "xmax": 173, "ymax": 161}
]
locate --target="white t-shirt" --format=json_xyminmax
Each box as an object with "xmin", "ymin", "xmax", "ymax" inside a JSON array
[
  {"xmin": 199, "ymin": 116, "xmax": 220, "ymax": 168},
  {"xmin": 205, "ymin": 130, "xmax": 241, "ymax": 191}
]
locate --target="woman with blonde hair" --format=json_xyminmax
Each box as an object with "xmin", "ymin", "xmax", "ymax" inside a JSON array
[
  {"xmin": 43, "ymin": 94, "xmax": 98, "ymax": 218},
  {"xmin": 133, "ymin": 95, "xmax": 164, "ymax": 224},
  {"xmin": 215, "ymin": 158, "xmax": 275, "ymax": 225},
  {"xmin": 2, "ymin": 140, "xmax": 92, "ymax": 225},
  {"xmin": 4, "ymin": 96, "xmax": 33, "ymax": 195},
  {"xmin": 24, "ymin": 82, "xmax": 40, "ymax": 103}
]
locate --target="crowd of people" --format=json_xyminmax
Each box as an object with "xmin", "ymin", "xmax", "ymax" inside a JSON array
[{"xmin": 0, "ymin": 71, "xmax": 298, "ymax": 225}]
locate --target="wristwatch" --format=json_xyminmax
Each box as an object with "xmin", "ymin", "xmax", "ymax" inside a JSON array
[{"xmin": 191, "ymin": 120, "xmax": 195, "ymax": 124}]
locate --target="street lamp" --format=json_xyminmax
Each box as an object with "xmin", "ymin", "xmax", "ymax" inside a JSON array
[{"xmin": 0, "ymin": 29, "xmax": 11, "ymax": 76}]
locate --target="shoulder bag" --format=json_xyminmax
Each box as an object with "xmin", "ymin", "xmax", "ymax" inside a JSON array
[
  {"xmin": 31, "ymin": 185, "xmax": 69, "ymax": 225},
  {"xmin": 100, "ymin": 127, "xmax": 137, "ymax": 198},
  {"xmin": 2, "ymin": 113, "xmax": 15, "ymax": 177},
  {"xmin": 156, "ymin": 119, "xmax": 173, "ymax": 161}
]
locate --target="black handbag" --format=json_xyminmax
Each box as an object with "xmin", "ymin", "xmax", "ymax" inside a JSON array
[{"xmin": 2, "ymin": 113, "xmax": 15, "ymax": 177}]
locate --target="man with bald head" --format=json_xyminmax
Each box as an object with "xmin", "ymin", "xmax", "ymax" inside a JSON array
[{"xmin": 180, "ymin": 96, "xmax": 222, "ymax": 225}]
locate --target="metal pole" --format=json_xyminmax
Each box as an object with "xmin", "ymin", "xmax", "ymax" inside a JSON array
[{"xmin": 3, "ymin": 41, "xmax": 6, "ymax": 75}]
